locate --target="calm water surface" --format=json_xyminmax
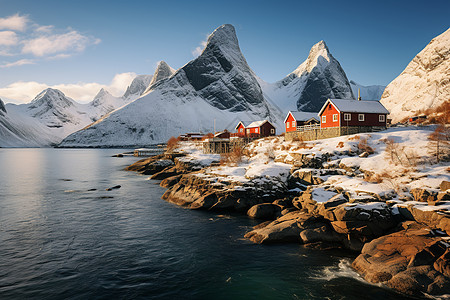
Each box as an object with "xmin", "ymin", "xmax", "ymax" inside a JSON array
[{"xmin": 0, "ymin": 148, "xmax": 412, "ymax": 299}]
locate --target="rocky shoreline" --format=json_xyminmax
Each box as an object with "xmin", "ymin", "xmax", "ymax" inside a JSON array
[{"xmin": 125, "ymin": 134, "xmax": 450, "ymax": 298}]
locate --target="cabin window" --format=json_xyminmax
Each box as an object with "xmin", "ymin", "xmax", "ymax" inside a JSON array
[
  {"xmin": 358, "ymin": 114, "xmax": 365, "ymax": 121},
  {"xmin": 292, "ymin": 121, "xmax": 295, "ymax": 128},
  {"xmin": 344, "ymin": 113, "xmax": 351, "ymax": 121},
  {"xmin": 379, "ymin": 115, "xmax": 385, "ymax": 122},
  {"xmin": 240, "ymin": 128, "xmax": 243, "ymax": 133},
  {"xmin": 333, "ymin": 114, "xmax": 338, "ymax": 122},
  {"xmin": 322, "ymin": 115, "xmax": 326, "ymax": 123},
  {"xmin": 255, "ymin": 128, "xmax": 259, "ymax": 133},
  {"xmin": 328, "ymin": 104, "xmax": 332, "ymax": 110},
  {"xmin": 246, "ymin": 129, "xmax": 250, "ymax": 134},
  {"xmin": 270, "ymin": 128, "xmax": 275, "ymax": 134},
  {"xmin": 287, "ymin": 122, "xmax": 290, "ymax": 128}
]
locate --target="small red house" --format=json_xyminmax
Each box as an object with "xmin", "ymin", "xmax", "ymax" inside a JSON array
[
  {"xmin": 234, "ymin": 120, "xmax": 276, "ymax": 138},
  {"xmin": 214, "ymin": 130, "xmax": 231, "ymax": 139},
  {"xmin": 318, "ymin": 99, "xmax": 389, "ymax": 129},
  {"xmin": 284, "ymin": 111, "xmax": 319, "ymax": 132}
]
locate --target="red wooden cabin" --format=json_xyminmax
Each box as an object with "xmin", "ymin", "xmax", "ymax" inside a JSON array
[
  {"xmin": 318, "ymin": 99, "xmax": 389, "ymax": 129},
  {"xmin": 234, "ymin": 120, "xmax": 276, "ymax": 138},
  {"xmin": 284, "ymin": 111, "xmax": 319, "ymax": 132}
]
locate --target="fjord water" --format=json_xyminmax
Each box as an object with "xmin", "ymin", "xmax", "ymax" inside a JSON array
[{"xmin": 0, "ymin": 149, "xmax": 411, "ymax": 299}]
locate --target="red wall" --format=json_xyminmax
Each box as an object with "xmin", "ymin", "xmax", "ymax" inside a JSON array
[
  {"xmin": 320, "ymin": 103, "xmax": 340, "ymax": 128},
  {"xmin": 340, "ymin": 113, "xmax": 387, "ymax": 127},
  {"xmin": 236, "ymin": 123, "xmax": 246, "ymax": 137},
  {"xmin": 285, "ymin": 113, "xmax": 297, "ymax": 132}
]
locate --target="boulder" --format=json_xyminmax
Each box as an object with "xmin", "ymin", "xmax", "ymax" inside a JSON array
[
  {"xmin": 440, "ymin": 181, "xmax": 450, "ymax": 191},
  {"xmin": 247, "ymin": 203, "xmax": 282, "ymax": 220},
  {"xmin": 160, "ymin": 175, "xmax": 182, "ymax": 188},
  {"xmin": 150, "ymin": 166, "xmax": 178, "ymax": 180},
  {"xmin": 411, "ymin": 188, "xmax": 438, "ymax": 203},
  {"xmin": 352, "ymin": 221, "xmax": 450, "ymax": 297},
  {"xmin": 124, "ymin": 154, "xmax": 165, "ymax": 172}
]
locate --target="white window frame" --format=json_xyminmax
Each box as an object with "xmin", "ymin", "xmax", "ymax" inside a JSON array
[
  {"xmin": 344, "ymin": 113, "xmax": 351, "ymax": 121},
  {"xmin": 287, "ymin": 122, "xmax": 290, "ymax": 128},
  {"xmin": 240, "ymin": 128, "xmax": 243, "ymax": 133},
  {"xmin": 322, "ymin": 115, "xmax": 326, "ymax": 123},
  {"xmin": 246, "ymin": 128, "xmax": 250, "ymax": 134},
  {"xmin": 270, "ymin": 128, "xmax": 275, "ymax": 134},
  {"xmin": 255, "ymin": 127, "xmax": 259, "ymax": 133},
  {"xmin": 358, "ymin": 114, "xmax": 364, "ymax": 122},
  {"xmin": 333, "ymin": 114, "xmax": 338, "ymax": 122},
  {"xmin": 379, "ymin": 114, "xmax": 385, "ymax": 122},
  {"xmin": 292, "ymin": 121, "xmax": 295, "ymax": 128}
]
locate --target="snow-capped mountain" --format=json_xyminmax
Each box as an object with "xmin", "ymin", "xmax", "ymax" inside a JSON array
[
  {"xmin": 260, "ymin": 41, "xmax": 354, "ymax": 113},
  {"xmin": 0, "ymin": 72, "xmax": 155, "ymax": 147},
  {"xmin": 381, "ymin": 28, "xmax": 450, "ymax": 123},
  {"xmin": 0, "ymin": 97, "xmax": 60, "ymax": 147},
  {"xmin": 350, "ymin": 81, "xmax": 385, "ymax": 100},
  {"xmin": 60, "ymin": 24, "xmax": 284, "ymax": 147}
]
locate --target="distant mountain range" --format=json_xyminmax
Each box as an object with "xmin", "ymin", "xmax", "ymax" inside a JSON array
[{"xmin": 1, "ymin": 24, "xmax": 447, "ymax": 147}]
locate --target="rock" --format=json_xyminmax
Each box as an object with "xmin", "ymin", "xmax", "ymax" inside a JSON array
[
  {"xmin": 160, "ymin": 175, "xmax": 182, "ymax": 188},
  {"xmin": 440, "ymin": 181, "xmax": 450, "ymax": 192},
  {"xmin": 106, "ymin": 185, "xmax": 121, "ymax": 191},
  {"xmin": 112, "ymin": 153, "xmax": 123, "ymax": 157},
  {"xmin": 244, "ymin": 211, "xmax": 305, "ymax": 244},
  {"xmin": 398, "ymin": 202, "xmax": 450, "ymax": 235},
  {"xmin": 125, "ymin": 154, "xmax": 164, "ymax": 172},
  {"xmin": 411, "ymin": 188, "xmax": 437, "ymax": 203},
  {"xmin": 247, "ymin": 203, "xmax": 282, "ymax": 220},
  {"xmin": 141, "ymin": 159, "xmax": 175, "ymax": 175},
  {"xmin": 150, "ymin": 166, "xmax": 178, "ymax": 180},
  {"xmin": 272, "ymin": 198, "xmax": 293, "ymax": 209},
  {"xmin": 359, "ymin": 151, "xmax": 369, "ymax": 158},
  {"xmin": 352, "ymin": 221, "xmax": 450, "ymax": 297}
]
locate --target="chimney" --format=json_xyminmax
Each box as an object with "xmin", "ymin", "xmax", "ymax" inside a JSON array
[{"xmin": 358, "ymin": 88, "xmax": 361, "ymax": 101}]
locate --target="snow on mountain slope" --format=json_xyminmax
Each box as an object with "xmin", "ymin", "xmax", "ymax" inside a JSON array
[
  {"xmin": 60, "ymin": 24, "xmax": 284, "ymax": 147},
  {"xmin": 381, "ymin": 28, "xmax": 450, "ymax": 123},
  {"xmin": 0, "ymin": 98, "xmax": 60, "ymax": 147},
  {"xmin": 260, "ymin": 41, "xmax": 354, "ymax": 113},
  {"xmin": 350, "ymin": 81, "xmax": 385, "ymax": 100}
]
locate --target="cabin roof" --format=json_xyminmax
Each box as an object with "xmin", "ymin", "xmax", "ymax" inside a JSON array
[{"xmin": 319, "ymin": 99, "xmax": 390, "ymax": 115}]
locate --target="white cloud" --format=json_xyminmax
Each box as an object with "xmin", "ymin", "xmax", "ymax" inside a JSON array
[
  {"xmin": 0, "ymin": 14, "xmax": 29, "ymax": 31},
  {"xmin": 22, "ymin": 30, "xmax": 98, "ymax": 57},
  {"xmin": 35, "ymin": 25, "xmax": 54, "ymax": 33},
  {"xmin": 192, "ymin": 35, "xmax": 209, "ymax": 57},
  {"xmin": 0, "ymin": 58, "xmax": 34, "ymax": 68},
  {"xmin": 0, "ymin": 31, "xmax": 19, "ymax": 46},
  {"xmin": 0, "ymin": 72, "xmax": 136, "ymax": 104}
]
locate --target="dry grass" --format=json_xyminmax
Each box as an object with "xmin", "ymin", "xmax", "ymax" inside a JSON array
[
  {"xmin": 336, "ymin": 141, "xmax": 344, "ymax": 148},
  {"xmin": 357, "ymin": 137, "xmax": 374, "ymax": 154},
  {"xmin": 220, "ymin": 146, "xmax": 245, "ymax": 166},
  {"xmin": 348, "ymin": 135, "xmax": 360, "ymax": 141},
  {"xmin": 166, "ymin": 136, "xmax": 179, "ymax": 152}
]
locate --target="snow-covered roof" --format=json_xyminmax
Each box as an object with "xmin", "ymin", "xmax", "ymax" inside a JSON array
[
  {"xmin": 246, "ymin": 120, "xmax": 275, "ymax": 128},
  {"xmin": 284, "ymin": 111, "xmax": 319, "ymax": 123},
  {"xmin": 319, "ymin": 99, "xmax": 390, "ymax": 115}
]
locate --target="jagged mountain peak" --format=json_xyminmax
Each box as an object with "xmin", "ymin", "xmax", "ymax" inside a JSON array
[
  {"xmin": 0, "ymin": 98, "xmax": 6, "ymax": 114},
  {"xmin": 205, "ymin": 24, "xmax": 239, "ymax": 51},
  {"xmin": 123, "ymin": 74, "xmax": 153, "ymax": 99},
  {"xmin": 148, "ymin": 61, "xmax": 176, "ymax": 88},
  {"xmin": 94, "ymin": 88, "xmax": 111, "ymax": 99},
  {"xmin": 292, "ymin": 40, "xmax": 332, "ymax": 76},
  {"xmin": 30, "ymin": 88, "xmax": 74, "ymax": 109}
]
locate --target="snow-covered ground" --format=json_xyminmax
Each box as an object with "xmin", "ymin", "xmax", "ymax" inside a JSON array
[{"xmin": 174, "ymin": 126, "xmax": 449, "ymax": 209}]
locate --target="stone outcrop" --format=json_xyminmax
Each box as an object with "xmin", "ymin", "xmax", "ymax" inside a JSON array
[
  {"xmin": 247, "ymin": 203, "xmax": 282, "ymax": 220},
  {"xmin": 352, "ymin": 222, "xmax": 450, "ymax": 297}
]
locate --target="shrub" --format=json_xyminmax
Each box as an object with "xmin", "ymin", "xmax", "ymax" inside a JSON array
[
  {"xmin": 428, "ymin": 124, "xmax": 450, "ymax": 163},
  {"xmin": 220, "ymin": 146, "xmax": 244, "ymax": 166},
  {"xmin": 357, "ymin": 137, "xmax": 374, "ymax": 154},
  {"xmin": 166, "ymin": 136, "xmax": 179, "ymax": 152}
]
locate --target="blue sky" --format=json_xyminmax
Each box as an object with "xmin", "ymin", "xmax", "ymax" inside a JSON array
[{"xmin": 0, "ymin": 0, "xmax": 448, "ymax": 103}]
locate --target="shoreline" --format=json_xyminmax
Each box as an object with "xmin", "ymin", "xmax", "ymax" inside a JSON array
[{"xmin": 125, "ymin": 130, "xmax": 450, "ymax": 298}]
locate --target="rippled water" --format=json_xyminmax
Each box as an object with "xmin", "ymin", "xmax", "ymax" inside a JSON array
[{"xmin": 0, "ymin": 148, "xmax": 413, "ymax": 299}]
